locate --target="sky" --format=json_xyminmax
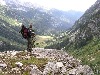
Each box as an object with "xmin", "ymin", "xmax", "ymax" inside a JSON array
[
  {"xmin": 20, "ymin": 0, "xmax": 97, "ymax": 12},
  {"xmin": 21, "ymin": 0, "xmax": 97, "ymax": 12},
  {"xmin": 0, "ymin": 0, "xmax": 97, "ymax": 11}
]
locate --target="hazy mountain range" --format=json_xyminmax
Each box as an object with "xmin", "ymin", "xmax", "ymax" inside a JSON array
[{"xmin": 0, "ymin": 0, "xmax": 83, "ymax": 50}]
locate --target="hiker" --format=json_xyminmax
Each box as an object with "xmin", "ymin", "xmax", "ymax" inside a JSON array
[
  {"xmin": 27, "ymin": 24, "xmax": 36, "ymax": 52},
  {"xmin": 20, "ymin": 24, "xmax": 36, "ymax": 52}
]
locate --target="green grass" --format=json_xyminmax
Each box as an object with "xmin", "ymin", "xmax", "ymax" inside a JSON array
[
  {"xmin": 0, "ymin": 72, "xmax": 4, "ymax": 75},
  {"xmin": 0, "ymin": 15, "xmax": 21, "ymax": 26},
  {"xmin": 22, "ymin": 71, "xmax": 30, "ymax": 75},
  {"xmin": 21, "ymin": 56, "xmax": 48, "ymax": 75},
  {"xmin": 67, "ymin": 38, "xmax": 100, "ymax": 75},
  {"xmin": 6, "ymin": 51, "xmax": 48, "ymax": 69},
  {"xmin": 35, "ymin": 35, "xmax": 53, "ymax": 48},
  {"xmin": 0, "ymin": 36, "xmax": 26, "ymax": 50}
]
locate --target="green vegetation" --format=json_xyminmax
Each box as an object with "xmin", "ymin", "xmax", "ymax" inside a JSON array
[
  {"xmin": 0, "ymin": 5, "xmax": 21, "ymax": 26},
  {"xmin": 8, "ymin": 51, "xmax": 48, "ymax": 69},
  {"xmin": 21, "ymin": 57, "xmax": 48, "ymax": 69},
  {"xmin": 0, "ymin": 72, "xmax": 4, "ymax": 75},
  {"xmin": 0, "ymin": 15, "xmax": 21, "ymax": 26},
  {"xmin": 0, "ymin": 5, "xmax": 26, "ymax": 51},
  {"xmin": 35, "ymin": 35, "xmax": 53, "ymax": 48},
  {"xmin": 67, "ymin": 38, "xmax": 100, "ymax": 75},
  {"xmin": 0, "ymin": 36, "xmax": 26, "ymax": 51},
  {"xmin": 22, "ymin": 71, "xmax": 30, "ymax": 75}
]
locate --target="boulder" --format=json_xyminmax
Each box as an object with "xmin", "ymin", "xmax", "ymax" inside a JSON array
[
  {"xmin": 56, "ymin": 62, "xmax": 64, "ymax": 68},
  {"xmin": 43, "ymin": 62, "xmax": 65, "ymax": 75},
  {"xmin": 0, "ymin": 63, "xmax": 7, "ymax": 68},
  {"xmin": 30, "ymin": 65, "xmax": 42, "ymax": 75},
  {"xmin": 68, "ymin": 65, "xmax": 94, "ymax": 75},
  {"xmin": 15, "ymin": 62, "xmax": 23, "ymax": 67}
]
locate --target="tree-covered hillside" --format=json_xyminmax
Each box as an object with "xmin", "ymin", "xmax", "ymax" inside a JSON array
[{"xmin": 0, "ymin": 4, "xmax": 27, "ymax": 51}]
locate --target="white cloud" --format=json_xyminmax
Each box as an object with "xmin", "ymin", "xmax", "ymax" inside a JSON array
[{"xmin": 21, "ymin": 0, "xmax": 97, "ymax": 11}]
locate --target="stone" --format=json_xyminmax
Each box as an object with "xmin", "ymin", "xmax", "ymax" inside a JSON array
[
  {"xmin": 30, "ymin": 65, "xmax": 42, "ymax": 75},
  {"xmin": 82, "ymin": 65, "xmax": 94, "ymax": 75},
  {"xmin": 68, "ymin": 68, "xmax": 77, "ymax": 75},
  {"xmin": 11, "ymin": 51, "xmax": 17, "ymax": 56},
  {"xmin": 0, "ymin": 63, "xmax": 7, "ymax": 68},
  {"xmin": 61, "ymin": 66, "xmax": 67, "ymax": 74},
  {"xmin": 56, "ymin": 62, "xmax": 64, "ymax": 68},
  {"xmin": 15, "ymin": 62, "xmax": 23, "ymax": 67}
]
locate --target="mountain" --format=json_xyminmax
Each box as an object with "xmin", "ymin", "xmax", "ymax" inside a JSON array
[
  {"xmin": 3, "ymin": 0, "xmax": 83, "ymax": 35},
  {"xmin": 59, "ymin": 0, "xmax": 100, "ymax": 49},
  {"xmin": 0, "ymin": 4, "xmax": 27, "ymax": 51},
  {"xmin": 46, "ymin": 0, "xmax": 100, "ymax": 74},
  {"xmin": 0, "ymin": 0, "xmax": 83, "ymax": 51}
]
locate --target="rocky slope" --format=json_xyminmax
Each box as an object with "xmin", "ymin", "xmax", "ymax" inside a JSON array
[{"xmin": 0, "ymin": 48, "xmax": 94, "ymax": 75}]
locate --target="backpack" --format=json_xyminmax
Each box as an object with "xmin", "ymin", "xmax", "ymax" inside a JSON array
[{"xmin": 23, "ymin": 28, "xmax": 28, "ymax": 39}]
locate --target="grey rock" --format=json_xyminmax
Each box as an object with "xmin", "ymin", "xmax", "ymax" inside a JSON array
[{"xmin": 30, "ymin": 65, "xmax": 42, "ymax": 75}]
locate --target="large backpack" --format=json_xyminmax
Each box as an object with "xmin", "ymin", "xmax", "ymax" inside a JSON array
[{"xmin": 23, "ymin": 28, "xmax": 28, "ymax": 39}]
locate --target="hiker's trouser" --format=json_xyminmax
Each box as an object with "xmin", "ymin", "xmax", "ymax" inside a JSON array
[
  {"xmin": 27, "ymin": 38, "xmax": 32, "ymax": 52},
  {"xmin": 27, "ymin": 37, "xmax": 35, "ymax": 52}
]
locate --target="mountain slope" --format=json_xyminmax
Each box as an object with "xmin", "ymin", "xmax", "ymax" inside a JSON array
[
  {"xmin": 0, "ymin": 0, "xmax": 83, "ymax": 51},
  {"xmin": 0, "ymin": 48, "xmax": 94, "ymax": 75},
  {"xmin": 0, "ymin": 4, "xmax": 27, "ymax": 51},
  {"xmin": 46, "ymin": 0, "xmax": 100, "ymax": 74},
  {"xmin": 3, "ymin": 0, "xmax": 83, "ymax": 35},
  {"xmin": 0, "ymin": 17, "xmax": 26, "ymax": 51}
]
